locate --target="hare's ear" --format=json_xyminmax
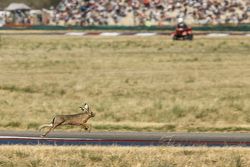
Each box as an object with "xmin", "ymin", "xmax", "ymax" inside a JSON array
[
  {"xmin": 79, "ymin": 103, "xmax": 88, "ymax": 112},
  {"xmin": 80, "ymin": 106, "xmax": 86, "ymax": 112},
  {"xmin": 84, "ymin": 103, "xmax": 89, "ymax": 111}
]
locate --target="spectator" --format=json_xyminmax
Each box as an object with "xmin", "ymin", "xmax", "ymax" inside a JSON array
[{"xmin": 5, "ymin": 0, "xmax": 249, "ymax": 26}]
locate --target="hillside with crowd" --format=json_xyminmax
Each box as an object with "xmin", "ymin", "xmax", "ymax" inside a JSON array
[
  {"xmin": 47, "ymin": 0, "xmax": 249, "ymax": 26},
  {"xmin": 1, "ymin": 0, "xmax": 250, "ymax": 26}
]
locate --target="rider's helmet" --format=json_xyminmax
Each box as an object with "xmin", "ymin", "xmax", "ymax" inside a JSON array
[{"xmin": 177, "ymin": 17, "xmax": 184, "ymax": 23}]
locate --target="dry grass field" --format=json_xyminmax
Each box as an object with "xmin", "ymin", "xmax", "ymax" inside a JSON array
[
  {"xmin": 0, "ymin": 34, "xmax": 250, "ymax": 132},
  {"xmin": 0, "ymin": 145, "xmax": 250, "ymax": 167}
]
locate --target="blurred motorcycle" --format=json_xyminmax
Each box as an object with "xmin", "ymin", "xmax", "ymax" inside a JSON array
[{"xmin": 172, "ymin": 27, "xmax": 193, "ymax": 40}]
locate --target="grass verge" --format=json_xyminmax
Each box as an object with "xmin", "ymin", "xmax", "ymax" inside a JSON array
[{"xmin": 0, "ymin": 145, "xmax": 250, "ymax": 167}]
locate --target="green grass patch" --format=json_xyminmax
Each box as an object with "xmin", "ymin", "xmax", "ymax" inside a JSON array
[
  {"xmin": 4, "ymin": 122, "xmax": 21, "ymax": 128},
  {"xmin": 0, "ymin": 85, "xmax": 36, "ymax": 94},
  {"xmin": 27, "ymin": 123, "xmax": 40, "ymax": 130}
]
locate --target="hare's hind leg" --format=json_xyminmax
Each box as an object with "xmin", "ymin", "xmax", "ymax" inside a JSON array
[{"xmin": 41, "ymin": 122, "xmax": 63, "ymax": 137}]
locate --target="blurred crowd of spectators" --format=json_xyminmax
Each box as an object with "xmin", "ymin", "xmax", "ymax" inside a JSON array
[
  {"xmin": 47, "ymin": 0, "xmax": 250, "ymax": 26},
  {"xmin": 1, "ymin": 0, "xmax": 250, "ymax": 26}
]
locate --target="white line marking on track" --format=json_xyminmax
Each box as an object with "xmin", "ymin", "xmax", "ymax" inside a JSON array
[
  {"xmin": 100, "ymin": 32, "xmax": 120, "ymax": 36},
  {"xmin": 206, "ymin": 33, "xmax": 229, "ymax": 37},
  {"xmin": 135, "ymin": 33, "xmax": 157, "ymax": 36},
  {"xmin": 65, "ymin": 32, "xmax": 86, "ymax": 36},
  {"xmin": 0, "ymin": 136, "xmax": 96, "ymax": 140}
]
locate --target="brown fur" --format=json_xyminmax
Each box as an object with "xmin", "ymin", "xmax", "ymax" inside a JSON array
[{"xmin": 39, "ymin": 103, "xmax": 95, "ymax": 137}]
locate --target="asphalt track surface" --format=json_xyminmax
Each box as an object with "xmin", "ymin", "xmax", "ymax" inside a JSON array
[{"xmin": 1, "ymin": 131, "xmax": 250, "ymax": 147}]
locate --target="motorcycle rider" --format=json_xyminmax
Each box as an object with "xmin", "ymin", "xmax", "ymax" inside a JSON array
[{"xmin": 172, "ymin": 17, "xmax": 193, "ymax": 40}]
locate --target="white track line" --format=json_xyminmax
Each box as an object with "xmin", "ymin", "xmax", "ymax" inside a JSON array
[
  {"xmin": 65, "ymin": 32, "xmax": 86, "ymax": 36},
  {"xmin": 206, "ymin": 33, "xmax": 229, "ymax": 37},
  {"xmin": 135, "ymin": 33, "xmax": 157, "ymax": 36},
  {"xmin": 0, "ymin": 136, "xmax": 96, "ymax": 140},
  {"xmin": 100, "ymin": 32, "xmax": 121, "ymax": 36},
  {"xmin": 64, "ymin": 32, "xmax": 249, "ymax": 37}
]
